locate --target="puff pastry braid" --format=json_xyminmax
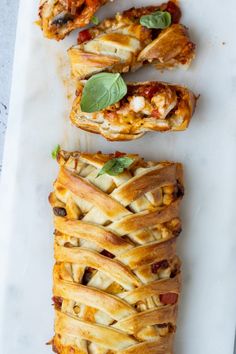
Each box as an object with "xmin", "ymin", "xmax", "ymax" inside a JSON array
[
  {"xmin": 68, "ymin": 1, "xmax": 195, "ymax": 79},
  {"xmin": 71, "ymin": 81, "xmax": 196, "ymax": 141},
  {"xmin": 38, "ymin": 0, "xmax": 108, "ymax": 40},
  {"xmin": 49, "ymin": 150, "xmax": 184, "ymax": 354}
]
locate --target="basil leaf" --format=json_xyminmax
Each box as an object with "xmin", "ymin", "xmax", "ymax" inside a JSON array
[
  {"xmin": 140, "ymin": 11, "xmax": 171, "ymax": 29},
  {"xmin": 91, "ymin": 16, "xmax": 99, "ymax": 25},
  {"xmin": 80, "ymin": 73, "xmax": 127, "ymax": 113},
  {"xmin": 98, "ymin": 157, "xmax": 134, "ymax": 176},
  {"xmin": 52, "ymin": 144, "xmax": 60, "ymax": 159}
]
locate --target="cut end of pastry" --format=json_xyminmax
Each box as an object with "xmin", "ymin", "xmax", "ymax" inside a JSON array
[
  {"xmin": 38, "ymin": 0, "xmax": 108, "ymax": 40},
  {"xmin": 138, "ymin": 24, "xmax": 196, "ymax": 69},
  {"xmin": 70, "ymin": 81, "xmax": 197, "ymax": 141},
  {"xmin": 68, "ymin": 47, "xmax": 121, "ymax": 79}
]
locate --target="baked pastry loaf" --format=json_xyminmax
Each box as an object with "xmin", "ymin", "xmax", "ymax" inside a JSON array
[
  {"xmin": 71, "ymin": 81, "xmax": 196, "ymax": 141},
  {"xmin": 68, "ymin": 1, "xmax": 195, "ymax": 79},
  {"xmin": 38, "ymin": 0, "xmax": 108, "ymax": 40},
  {"xmin": 49, "ymin": 150, "xmax": 184, "ymax": 354}
]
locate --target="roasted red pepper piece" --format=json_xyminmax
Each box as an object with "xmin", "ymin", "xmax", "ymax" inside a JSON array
[
  {"xmin": 77, "ymin": 29, "xmax": 92, "ymax": 44},
  {"xmin": 166, "ymin": 1, "xmax": 181, "ymax": 24},
  {"xmin": 160, "ymin": 293, "xmax": 178, "ymax": 305}
]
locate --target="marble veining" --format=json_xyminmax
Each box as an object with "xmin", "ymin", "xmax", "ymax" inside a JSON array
[{"xmin": 0, "ymin": 0, "xmax": 19, "ymax": 172}]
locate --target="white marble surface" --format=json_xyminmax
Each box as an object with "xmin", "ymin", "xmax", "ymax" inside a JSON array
[
  {"xmin": 0, "ymin": 0, "xmax": 236, "ymax": 353},
  {"xmin": 0, "ymin": 0, "xmax": 19, "ymax": 172}
]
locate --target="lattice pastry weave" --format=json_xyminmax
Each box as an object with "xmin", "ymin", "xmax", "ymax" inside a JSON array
[
  {"xmin": 68, "ymin": 1, "xmax": 195, "ymax": 79},
  {"xmin": 49, "ymin": 150, "xmax": 184, "ymax": 354}
]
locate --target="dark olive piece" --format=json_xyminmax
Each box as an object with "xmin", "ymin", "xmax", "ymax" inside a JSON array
[
  {"xmin": 51, "ymin": 12, "xmax": 74, "ymax": 26},
  {"xmin": 53, "ymin": 207, "xmax": 67, "ymax": 217},
  {"xmin": 151, "ymin": 260, "xmax": 169, "ymax": 274}
]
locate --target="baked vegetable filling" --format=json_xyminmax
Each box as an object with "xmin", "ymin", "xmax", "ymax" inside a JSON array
[{"xmin": 70, "ymin": 81, "xmax": 197, "ymax": 141}]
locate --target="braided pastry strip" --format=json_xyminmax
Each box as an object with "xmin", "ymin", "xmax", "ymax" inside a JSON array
[
  {"xmin": 49, "ymin": 150, "xmax": 184, "ymax": 354},
  {"xmin": 68, "ymin": 1, "xmax": 195, "ymax": 79}
]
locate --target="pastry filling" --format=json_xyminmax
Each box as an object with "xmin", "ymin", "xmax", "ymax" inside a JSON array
[
  {"xmin": 71, "ymin": 82, "xmax": 195, "ymax": 138},
  {"xmin": 39, "ymin": 0, "xmax": 105, "ymax": 39}
]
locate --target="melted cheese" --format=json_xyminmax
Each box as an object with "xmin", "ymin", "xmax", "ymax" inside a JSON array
[{"xmin": 129, "ymin": 96, "xmax": 145, "ymax": 112}]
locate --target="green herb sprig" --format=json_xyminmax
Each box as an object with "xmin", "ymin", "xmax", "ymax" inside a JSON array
[
  {"xmin": 91, "ymin": 16, "xmax": 100, "ymax": 25},
  {"xmin": 52, "ymin": 144, "xmax": 60, "ymax": 159},
  {"xmin": 98, "ymin": 157, "xmax": 134, "ymax": 176},
  {"xmin": 80, "ymin": 73, "xmax": 127, "ymax": 113},
  {"xmin": 140, "ymin": 11, "xmax": 171, "ymax": 29}
]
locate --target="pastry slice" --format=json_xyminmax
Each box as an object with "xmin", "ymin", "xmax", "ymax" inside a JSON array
[
  {"xmin": 49, "ymin": 149, "xmax": 184, "ymax": 354},
  {"xmin": 68, "ymin": 1, "xmax": 195, "ymax": 79},
  {"xmin": 38, "ymin": 0, "xmax": 108, "ymax": 40},
  {"xmin": 70, "ymin": 81, "xmax": 197, "ymax": 141}
]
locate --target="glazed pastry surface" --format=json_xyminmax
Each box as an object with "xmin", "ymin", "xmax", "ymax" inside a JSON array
[
  {"xmin": 68, "ymin": 1, "xmax": 195, "ymax": 79},
  {"xmin": 49, "ymin": 150, "xmax": 184, "ymax": 354}
]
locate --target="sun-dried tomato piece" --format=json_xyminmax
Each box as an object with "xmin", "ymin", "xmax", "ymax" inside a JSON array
[
  {"xmin": 160, "ymin": 292, "xmax": 178, "ymax": 305},
  {"xmin": 52, "ymin": 296, "xmax": 63, "ymax": 310},
  {"xmin": 77, "ymin": 29, "xmax": 92, "ymax": 44},
  {"xmin": 166, "ymin": 1, "xmax": 181, "ymax": 24},
  {"xmin": 114, "ymin": 151, "xmax": 126, "ymax": 158}
]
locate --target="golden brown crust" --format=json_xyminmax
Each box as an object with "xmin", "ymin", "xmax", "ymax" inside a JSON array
[
  {"xmin": 50, "ymin": 150, "xmax": 184, "ymax": 353},
  {"xmin": 118, "ymin": 338, "xmax": 174, "ymax": 354},
  {"xmin": 70, "ymin": 81, "xmax": 197, "ymax": 141},
  {"xmin": 57, "ymin": 167, "xmax": 130, "ymax": 220},
  {"xmin": 138, "ymin": 24, "xmax": 195, "ymax": 66},
  {"xmin": 68, "ymin": 2, "xmax": 195, "ymax": 78},
  {"xmin": 54, "ymin": 217, "xmax": 133, "ymax": 254},
  {"xmin": 38, "ymin": 0, "xmax": 108, "ymax": 40}
]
